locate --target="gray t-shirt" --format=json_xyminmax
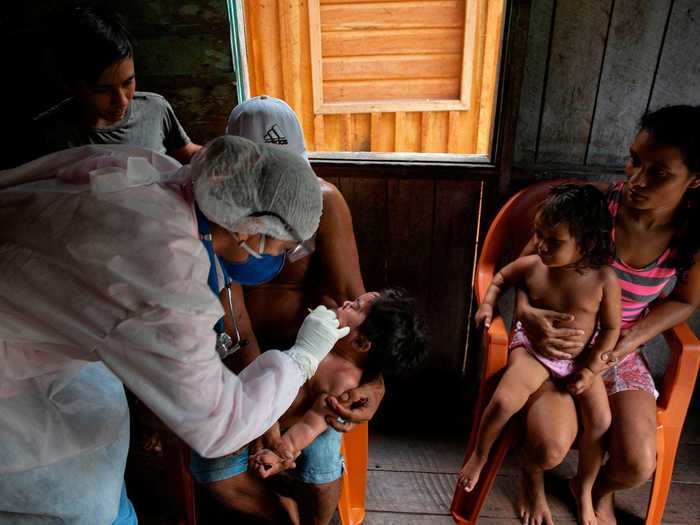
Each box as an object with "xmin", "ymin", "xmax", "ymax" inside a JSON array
[{"xmin": 32, "ymin": 91, "xmax": 191, "ymax": 158}]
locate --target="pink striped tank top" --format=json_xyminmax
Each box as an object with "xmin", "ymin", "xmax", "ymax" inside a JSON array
[{"xmin": 607, "ymin": 182, "xmax": 678, "ymax": 329}]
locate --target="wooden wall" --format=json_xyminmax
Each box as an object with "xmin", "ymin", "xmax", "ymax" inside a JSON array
[
  {"xmin": 317, "ymin": 166, "xmax": 485, "ymax": 371},
  {"xmin": 513, "ymin": 0, "xmax": 700, "ymax": 173},
  {"xmin": 118, "ymin": 0, "xmax": 237, "ymax": 144}
]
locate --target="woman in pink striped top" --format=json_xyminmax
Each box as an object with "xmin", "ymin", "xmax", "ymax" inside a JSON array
[{"xmin": 514, "ymin": 105, "xmax": 700, "ymax": 525}]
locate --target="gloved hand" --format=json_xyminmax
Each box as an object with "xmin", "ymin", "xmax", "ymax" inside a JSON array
[{"xmin": 286, "ymin": 305, "xmax": 350, "ymax": 379}]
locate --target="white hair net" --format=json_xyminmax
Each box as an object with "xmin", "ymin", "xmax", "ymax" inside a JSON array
[{"xmin": 192, "ymin": 136, "xmax": 322, "ymax": 241}]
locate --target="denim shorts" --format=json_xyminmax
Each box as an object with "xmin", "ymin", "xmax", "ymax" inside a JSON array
[{"xmin": 190, "ymin": 427, "xmax": 343, "ymax": 485}]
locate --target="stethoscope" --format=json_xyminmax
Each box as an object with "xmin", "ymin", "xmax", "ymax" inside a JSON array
[{"xmin": 196, "ymin": 205, "xmax": 249, "ymax": 360}]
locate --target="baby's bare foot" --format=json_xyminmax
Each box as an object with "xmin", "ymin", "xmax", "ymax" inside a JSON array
[
  {"xmin": 592, "ymin": 489, "xmax": 616, "ymax": 525},
  {"xmin": 517, "ymin": 469, "xmax": 554, "ymax": 525},
  {"xmin": 458, "ymin": 453, "xmax": 486, "ymax": 492},
  {"xmin": 569, "ymin": 477, "xmax": 597, "ymax": 525}
]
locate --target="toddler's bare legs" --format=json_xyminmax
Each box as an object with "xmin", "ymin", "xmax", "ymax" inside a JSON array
[
  {"xmin": 459, "ymin": 347, "xmax": 550, "ymax": 491},
  {"xmin": 518, "ymin": 381, "xmax": 578, "ymax": 525},
  {"xmin": 570, "ymin": 375, "xmax": 611, "ymax": 525}
]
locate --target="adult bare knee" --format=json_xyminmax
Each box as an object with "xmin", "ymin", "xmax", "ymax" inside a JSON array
[
  {"xmin": 205, "ymin": 476, "xmax": 249, "ymax": 508},
  {"xmin": 522, "ymin": 409, "xmax": 573, "ymax": 470},
  {"xmin": 205, "ymin": 474, "xmax": 294, "ymax": 524},
  {"xmin": 520, "ymin": 381, "xmax": 577, "ymax": 471},
  {"xmin": 608, "ymin": 441, "xmax": 656, "ymax": 488},
  {"xmin": 204, "ymin": 477, "xmax": 269, "ymax": 521},
  {"xmin": 606, "ymin": 390, "xmax": 658, "ymax": 489},
  {"xmin": 523, "ymin": 437, "xmax": 569, "ymax": 471}
]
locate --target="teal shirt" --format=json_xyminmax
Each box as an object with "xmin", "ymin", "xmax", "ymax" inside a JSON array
[{"xmin": 32, "ymin": 91, "xmax": 191, "ymax": 158}]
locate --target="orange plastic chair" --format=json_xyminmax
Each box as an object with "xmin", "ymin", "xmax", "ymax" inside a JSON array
[
  {"xmin": 338, "ymin": 424, "xmax": 369, "ymax": 525},
  {"xmin": 450, "ymin": 180, "xmax": 700, "ymax": 525}
]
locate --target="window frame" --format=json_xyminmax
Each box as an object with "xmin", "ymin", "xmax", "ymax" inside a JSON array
[{"xmin": 228, "ymin": 0, "xmax": 513, "ymax": 167}]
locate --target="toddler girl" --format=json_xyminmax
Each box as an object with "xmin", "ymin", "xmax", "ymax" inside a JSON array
[{"xmin": 459, "ymin": 184, "xmax": 621, "ymax": 525}]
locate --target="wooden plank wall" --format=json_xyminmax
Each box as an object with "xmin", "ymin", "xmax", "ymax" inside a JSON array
[
  {"xmin": 118, "ymin": 0, "xmax": 236, "ymax": 144},
  {"xmin": 319, "ymin": 168, "xmax": 483, "ymax": 371},
  {"xmin": 513, "ymin": 0, "xmax": 700, "ymax": 171}
]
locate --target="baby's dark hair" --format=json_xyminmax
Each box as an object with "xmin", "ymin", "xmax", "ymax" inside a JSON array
[
  {"xmin": 56, "ymin": 4, "xmax": 134, "ymax": 84},
  {"xmin": 358, "ymin": 289, "xmax": 428, "ymax": 379},
  {"xmin": 537, "ymin": 184, "xmax": 613, "ymax": 268},
  {"xmin": 639, "ymin": 105, "xmax": 700, "ymax": 276}
]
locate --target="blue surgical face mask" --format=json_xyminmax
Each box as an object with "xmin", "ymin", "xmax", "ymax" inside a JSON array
[
  {"xmin": 221, "ymin": 253, "xmax": 285, "ymax": 285},
  {"xmin": 220, "ymin": 235, "xmax": 285, "ymax": 285}
]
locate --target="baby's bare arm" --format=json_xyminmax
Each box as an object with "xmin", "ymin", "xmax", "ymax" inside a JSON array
[
  {"xmin": 486, "ymin": 256, "xmax": 538, "ymax": 305},
  {"xmin": 585, "ymin": 269, "xmax": 621, "ymax": 374},
  {"xmin": 568, "ymin": 270, "xmax": 621, "ymax": 395},
  {"xmin": 279, "ymin": 396, "xmax": 330, "ymax": 457},
  {"xmin": 279, "ymin": 360, "xmax": 359, "ymax": 457},
  {"xmin": 249, "ymin": 396, "xmax": 330, "ymax": 478},
  {"xmin": 477, "ymin": 256, "xmax": 539, "ymax": 327}
]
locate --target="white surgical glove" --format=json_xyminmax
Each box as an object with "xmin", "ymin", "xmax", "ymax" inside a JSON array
[{"xmin": 286, "ymin": 305, "xmax": 350, "ymax": 379}]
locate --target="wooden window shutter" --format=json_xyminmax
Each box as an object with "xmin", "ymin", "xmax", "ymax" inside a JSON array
[{"xmin": 242, "ymin": 0, "xmax": 505, "ymax": 155}]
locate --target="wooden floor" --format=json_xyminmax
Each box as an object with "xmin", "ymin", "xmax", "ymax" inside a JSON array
[
  {"xmin": 137, "ymin": 381, "xmax": 700, "ymax": 525},
  {"xmin": 355, "ymin": 385, "xmax": 700, "ymax": 525}
]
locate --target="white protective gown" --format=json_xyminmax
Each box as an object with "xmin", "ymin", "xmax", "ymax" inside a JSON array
[{"xmin": 0, "ymin": 145, "xmax": 306, "ymax": 524}]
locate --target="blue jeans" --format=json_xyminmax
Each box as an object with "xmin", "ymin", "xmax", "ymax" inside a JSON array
[{"xmin": 190, "ymin": 428, "xmax": 343, "ymax": 484}]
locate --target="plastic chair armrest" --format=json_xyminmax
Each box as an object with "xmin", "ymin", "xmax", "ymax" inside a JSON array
[
  {"xmin": 482, "ymin": 315, "xmax": 509, "ymax": 381},
  {"xmin": 657, "ymin": 323, "xmax": 700, "ymax": 426},
  {"xmin": 466, "ymin": 315, "xmax": 510, "ymax": 455}
]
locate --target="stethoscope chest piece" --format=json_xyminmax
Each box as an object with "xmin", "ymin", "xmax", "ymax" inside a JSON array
[{"xmin": 215, "ymin": 331, "xmax": 249, "ymax": 360}]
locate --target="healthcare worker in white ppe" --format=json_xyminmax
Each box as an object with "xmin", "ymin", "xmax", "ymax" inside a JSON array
[{"xmin": 0, "ymin": 135, "xmax": 349, "ymax": 524}]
